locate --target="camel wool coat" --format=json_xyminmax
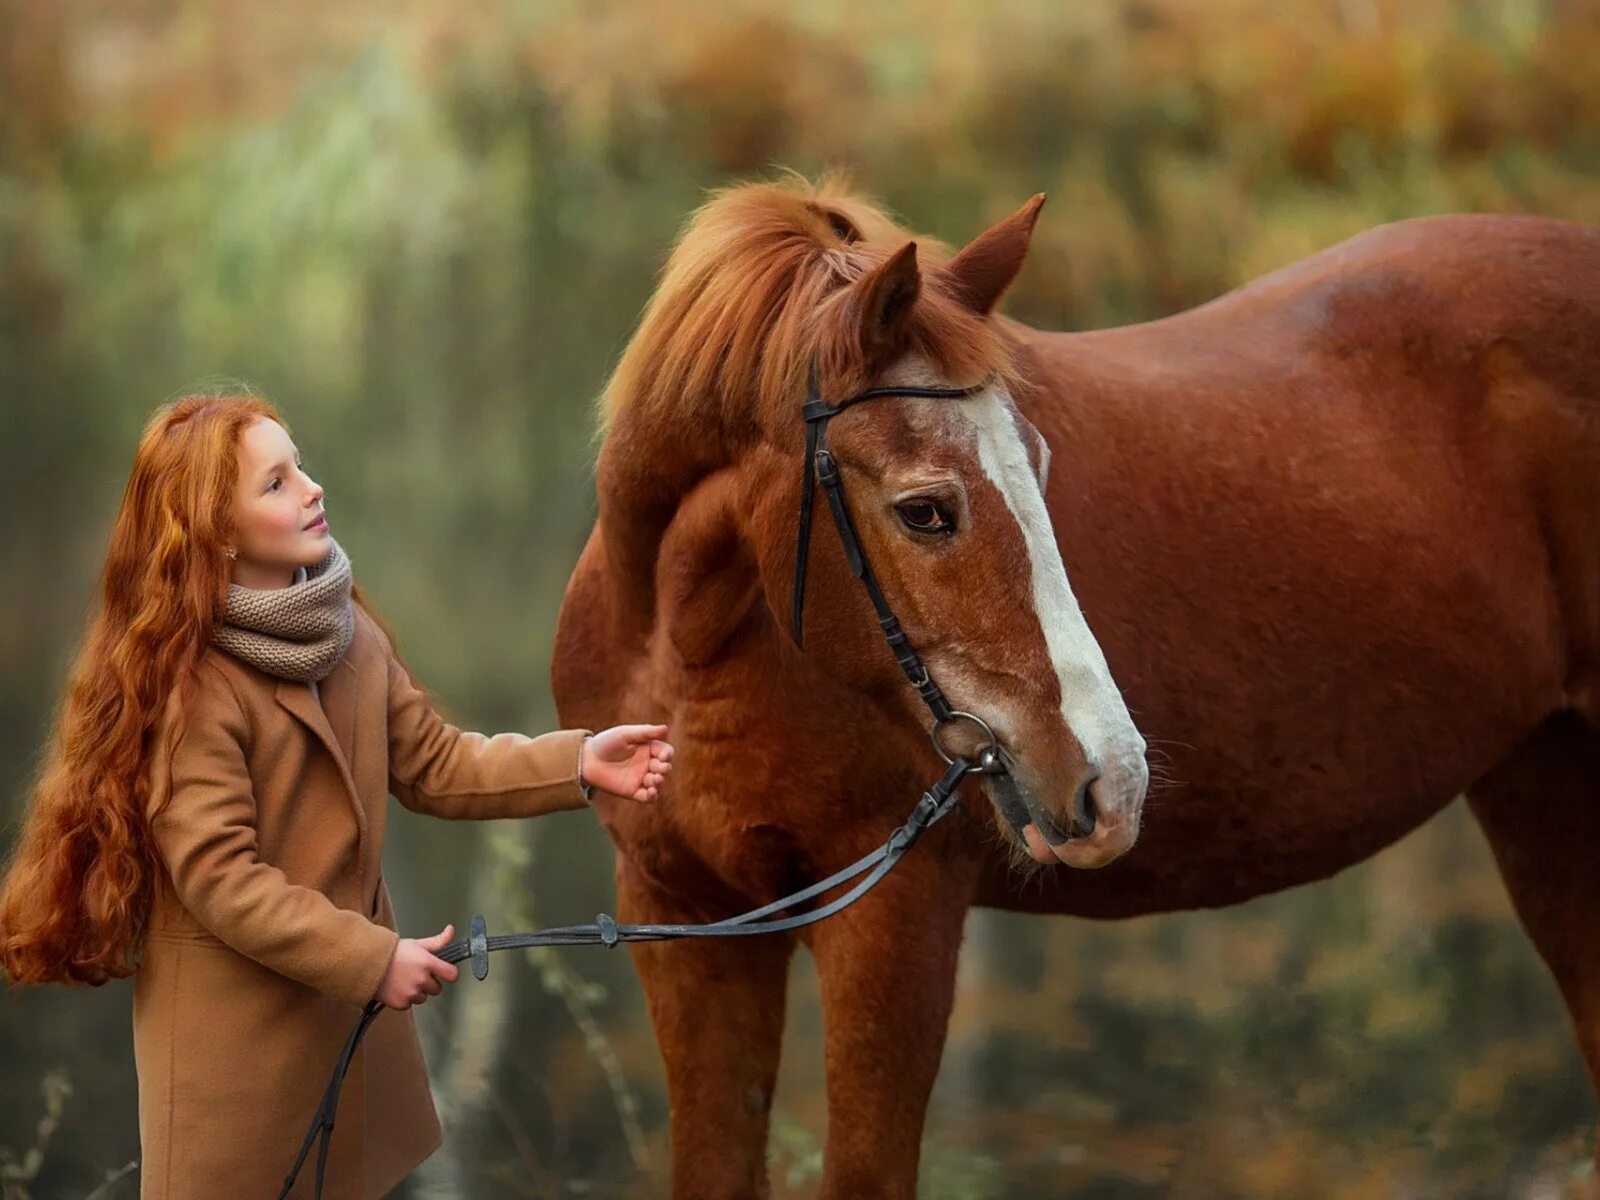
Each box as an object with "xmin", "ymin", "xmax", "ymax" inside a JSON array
[{"xmin": 134, "ymin": 603, "xmax": 594, "ymax": 1199}]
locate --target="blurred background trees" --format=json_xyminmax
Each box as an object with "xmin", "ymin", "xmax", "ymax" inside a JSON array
[{"xmin": 3, "ymin": 1, "xmax": 1598, "ymax": 1196}]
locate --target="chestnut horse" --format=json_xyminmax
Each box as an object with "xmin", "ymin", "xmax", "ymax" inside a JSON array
[{"xmin": 551, "ymin": 177, "xmax": 1600, "ymax": 1199}]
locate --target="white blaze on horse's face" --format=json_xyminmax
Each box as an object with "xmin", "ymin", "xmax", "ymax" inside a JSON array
[
  {"xmin": 964, "ymin": 385, "xmax": 1149, "ymax": 862},
  {"xmin": 877, "ymin": 358, "xmax": 1149, "ymax": 868}
]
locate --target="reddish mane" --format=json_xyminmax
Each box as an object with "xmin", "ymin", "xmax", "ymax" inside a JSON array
[{"xmin": 597, "ymin": 172, "xmax": 1025, "ymax": 439}]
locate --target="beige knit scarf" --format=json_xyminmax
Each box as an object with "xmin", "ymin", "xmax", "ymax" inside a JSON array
[{"xmin": 211, "ymin": 538, "xmax": 355, "ymax": 683}]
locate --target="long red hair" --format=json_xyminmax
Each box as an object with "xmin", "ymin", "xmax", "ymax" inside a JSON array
[{"xmin": 0, "ymin": 393, "xmax": 397, "ymax": 987}]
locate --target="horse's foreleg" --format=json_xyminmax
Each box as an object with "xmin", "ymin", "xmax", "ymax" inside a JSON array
[
  {"xmin": 803, "ymin": 853, "xmax": 976, "ymax": 1200},
  {"xmin": 1468, "ymin": 711, "xmax": 1600, "ymax": 1175},
  {"xmin": 618, "ymin": 853, "xmax": 796, "ymax": 1200}
]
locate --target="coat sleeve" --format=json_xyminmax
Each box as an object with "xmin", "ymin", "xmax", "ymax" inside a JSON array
[
  {"xmin": 370, "ymin": 615, "xmax": 596, "ymax": 820},
  {"xmin": 146, "ymin": 666, "xmax": 400, "ymax": 1009}
]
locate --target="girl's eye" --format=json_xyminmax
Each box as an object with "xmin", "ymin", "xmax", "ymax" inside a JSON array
[{"xmin": 895, "ymin": 499, "xmax": 955, "ymax": 535}]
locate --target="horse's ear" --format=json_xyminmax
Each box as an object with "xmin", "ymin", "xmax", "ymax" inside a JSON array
[
  {"xmin": 848, "ymin": 240, "xmax": 921, "ymax": 364},
  {"xmin": 945, "ymin": 193, "xmax": 1046, "ymax": 316}
]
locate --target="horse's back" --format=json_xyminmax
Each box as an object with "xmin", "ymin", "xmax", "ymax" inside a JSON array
[
  {"xmin": 1182, "ymin": 212, "xmax": 1600, "ymax": 342},
  {"xmin": 1036, "ymin": 213, "xmax": 1600, "ymax": 385}
]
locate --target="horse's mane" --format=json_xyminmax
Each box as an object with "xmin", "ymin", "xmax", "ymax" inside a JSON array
[{"xmin": 597, "ymin": 170, "xmax": 1025, "ymax": 439}]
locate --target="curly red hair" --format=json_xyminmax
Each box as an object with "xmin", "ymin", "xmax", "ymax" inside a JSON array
[{"xmin": 0, "ymin": 393, "xmax": 398, "ymax": 986}]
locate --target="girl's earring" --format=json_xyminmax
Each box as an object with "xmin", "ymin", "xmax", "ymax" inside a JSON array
[{"xmin": 225, "ymin": 547, "xmax": 237, "ymax": 560}]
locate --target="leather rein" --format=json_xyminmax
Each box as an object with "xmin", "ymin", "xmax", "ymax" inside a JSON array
[{"xmin": 281, "ymin": 357, "xmax": 1009, "ymax": 1199}]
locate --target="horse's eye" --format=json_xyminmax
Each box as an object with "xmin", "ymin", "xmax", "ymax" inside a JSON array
[{"xmin": 896, "ymin": 499, "xmax": 955, "ymax": 535}]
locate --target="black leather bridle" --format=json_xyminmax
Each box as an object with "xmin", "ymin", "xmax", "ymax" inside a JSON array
[{"xmin": 280, "ymin": 355, "xmax": 1039, "ymax": 1199}]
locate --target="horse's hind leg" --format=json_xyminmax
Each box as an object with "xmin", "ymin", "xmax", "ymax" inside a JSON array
[
  {"xmin": 617, "ymin": 852, "xmax": 796, "ymax": 1200},
  {"xmin": 1467, "ymin": 711, "xmax": 1600, "ymax": 1170}
]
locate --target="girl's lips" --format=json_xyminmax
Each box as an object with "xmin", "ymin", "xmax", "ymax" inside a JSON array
[{"xmin": 306, "ymin": 516, "xmax": 328, "ymax": 531}]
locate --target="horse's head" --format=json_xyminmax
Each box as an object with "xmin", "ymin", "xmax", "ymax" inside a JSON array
[
  {"xmin": 598, "ymin": 178, "xmax": 1147, "ymax": 869},
  {"xmin": 780, "ymin": 199, "xmax": 1148, "ymax": 868}
]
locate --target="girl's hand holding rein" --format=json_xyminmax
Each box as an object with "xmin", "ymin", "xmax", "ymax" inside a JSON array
[
  {"xmin": 377, "ymin": 922, "xmax": 459, "ymax": 1010},
  {"xmin": 377, "ymin": 723, "xmax": 675, "ymax": 1009}
]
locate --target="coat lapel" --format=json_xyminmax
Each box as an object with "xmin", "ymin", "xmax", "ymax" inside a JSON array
[
  {"xmin": 275, "ymin": 666, "xmax": 367, "ymax": 840},
  {"xmin": 319, "ymin": 652, "xmax": 363, "ymax": 774}
]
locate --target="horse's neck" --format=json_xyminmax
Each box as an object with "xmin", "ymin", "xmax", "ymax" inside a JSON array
[
  {"xmin": 590, "ymin": 420, "xmax": 856, "ymax": 729},
  {"xmin": 595, "ymin": 404, "xmax": 739, "ymax": 639}
]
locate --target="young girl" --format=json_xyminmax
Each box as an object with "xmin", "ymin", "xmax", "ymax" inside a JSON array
[{"xmin": 0, "ymin": 393, "xmax": 673, "ymax": 1199}]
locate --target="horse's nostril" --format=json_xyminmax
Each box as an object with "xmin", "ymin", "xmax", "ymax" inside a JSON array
[{"xmin": 1072, "ymin": 773, "xmax": 1100, "ymax": 839}]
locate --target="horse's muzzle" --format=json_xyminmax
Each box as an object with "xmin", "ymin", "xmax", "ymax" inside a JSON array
[{"xmin": 985, "ymin": 744, "xmax": 1140, "ymax": 868}]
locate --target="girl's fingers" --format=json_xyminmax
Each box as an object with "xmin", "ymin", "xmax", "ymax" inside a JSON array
[{"xmin": 417, "ymin": 923, "xmax": 454, "ymax": 949}]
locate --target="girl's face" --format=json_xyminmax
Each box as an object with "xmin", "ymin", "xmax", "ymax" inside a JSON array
[{"xmin": 229, "ymin": 417, "xmax": 331, "ymax": 589}]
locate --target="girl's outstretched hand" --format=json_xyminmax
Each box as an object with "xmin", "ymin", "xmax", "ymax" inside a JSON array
[{"xmin": 581, "ymin": 724, "xmax": 672, "ymax": 803}]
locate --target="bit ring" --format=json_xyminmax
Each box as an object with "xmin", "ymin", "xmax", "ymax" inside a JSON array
[{"xmin": 930, "ymin": 710, "xmax": 1001, "ymax": 773}]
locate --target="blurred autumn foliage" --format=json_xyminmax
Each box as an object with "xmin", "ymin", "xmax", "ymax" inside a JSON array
[{"xmin": 3, "ymin": 1, "xmax": 1599, "ymax": 1197}]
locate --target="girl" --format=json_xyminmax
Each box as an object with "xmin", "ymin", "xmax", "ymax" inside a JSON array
[{"xmin": 0, "ymin": 393, "xmax": 673, "ymax": 1199}]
